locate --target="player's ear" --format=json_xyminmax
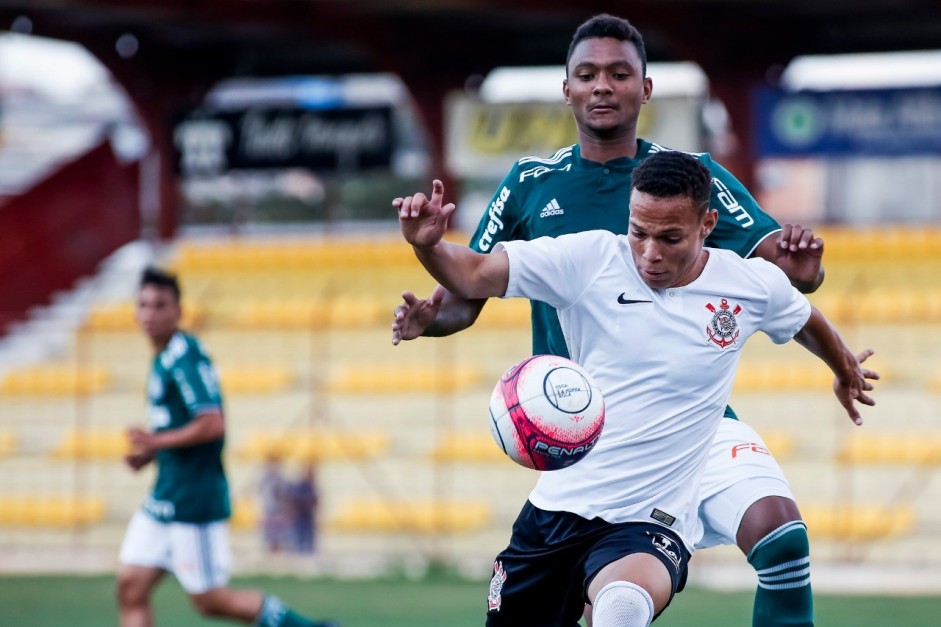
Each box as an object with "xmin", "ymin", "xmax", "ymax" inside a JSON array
[
  {"xmin": 642, "ymin": 76, "xmax": 652, "ymax": 104},
  {"xmin": 563, "ymin": 79, "xmax": 571, "ymax": 105},
  {"xmin": 701, "ymin": 209, "xmax": 718, "ymax": 238}
]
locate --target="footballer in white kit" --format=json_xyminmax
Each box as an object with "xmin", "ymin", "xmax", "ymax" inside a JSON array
[{"xmin": 500, "ymin": 235, "xmax": 809, "ymax": 549}]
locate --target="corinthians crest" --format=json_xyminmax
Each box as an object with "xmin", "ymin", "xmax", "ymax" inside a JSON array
[{"xmin": 706, "ymin": 298, "xmax": 742, "ymax": 348}]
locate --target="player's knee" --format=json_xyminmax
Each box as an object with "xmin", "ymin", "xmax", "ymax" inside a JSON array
[
  {"xmin": 591, "ymin": 581, "xmax": 654, "ymax": 627},
  {"xmin": 747, "ymin": 520, "xmax": 812, "ymax": 586},
  {"xmin": 115, "ymin": 572, "xmax": 149, "ymax": 608}
]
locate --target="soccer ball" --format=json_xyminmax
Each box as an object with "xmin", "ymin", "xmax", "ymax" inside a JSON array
[{"xmin": 489, "ymin": 354, "xmax": 605, "ymax": 471}]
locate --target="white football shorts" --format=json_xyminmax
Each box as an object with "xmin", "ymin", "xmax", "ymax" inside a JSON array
[
  {"xmin": 119, "ymin": 509, "xmax": 232, "ymax": 594},
  {"xmin": 693, "ymin": 419, "xmax": 795, "ymax": 550}
]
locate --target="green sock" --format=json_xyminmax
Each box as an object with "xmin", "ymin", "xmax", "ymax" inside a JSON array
[
  {"xmin": 747, "ymin": 520, "xmax": 814, "ymax": 627},
  {"xmin": 256, "ymin": 595, "xmax": 337, "ymax": 627}
]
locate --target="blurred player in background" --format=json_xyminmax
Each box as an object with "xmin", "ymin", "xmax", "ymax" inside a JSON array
[
  {"xmin": 117, "ymin": 267, "xmax": 337, "ymax": 627},
  {"xmin": 395, "ymin": 151, "xmax": 875, "ymax": 627},
  {"xmin": 393, "ymin": 13, "xmax": 829, "ymax": 627}
]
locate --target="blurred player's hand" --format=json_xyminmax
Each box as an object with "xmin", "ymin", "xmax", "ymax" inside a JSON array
[
  {"xmin": 394, "ymin": 179, "xmax": 456, "ymax": 248},
  {"xmin": 774, "ymin": 224, "xmax": 824, "ymax": 290},
  {"xmin": 833, "ymin": 348, "xmax": 879, "ymax": 426},
  {"xmin": 127, "ymin": 426, "xmax": 157, "ymax": 456},
  {"xmin": 124, "ymin": 451, "xmax": 155, "ymax": 471},
  {"xmin": 392, "ymin": 286, "xmax": 445, "ymax": 345}
]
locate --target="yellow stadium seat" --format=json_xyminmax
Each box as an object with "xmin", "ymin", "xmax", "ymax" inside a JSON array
[
  {"xmin": 234, "ymin": 429, "xmax": 390, "ymax": 462},
  {"xmin": 0, "ymin": 431, "xmax": 16, "ymax": 457},
  {"xmin": 0, "ymin": 495, "xmax": 105, "ymax": 527},
  {"xmin": 734, "ymin": 361, "xmax": 833, "ymax": 392},
  {"xmin": 475, "ymin": 299, "xmax": 531, "ymax": 328},
  {"xmin": 837, "ymin": 433, "xmax": 941, "ymax": 465},
  {"xmin": 757, "ymin": 431, "xmax": 796, "ymax": 460},
  {"xmin": 230, "ymin": 499, "xmax": 259, "ymax": 530},
  {"xmin": 53, "ymin": 430, "xmax": 131, "ymax": 460},
  {"xmin": 219, "ymin": 365, "xmax": 293, "ymax": 394},
  {"xmin": 0, "ymin": 366, "xmax": 111, "ymax": 396},
  {"xmin": 802, "ymin": 504, "xmax": 915, "ymax": 540},
  {"xmin": 84, "ymin": 301, "xmax": 205, "ymax": 330},
  {"xmin": 327, "ymin": 365, "xmax": 481, "ymax": 394},
  {"xmin": 329, "ymin": 499, "xmax": 490, "ymax": 533},
  {"xmin": 429, "ymin": 432, "xmax": 515, "ymax": 463}
]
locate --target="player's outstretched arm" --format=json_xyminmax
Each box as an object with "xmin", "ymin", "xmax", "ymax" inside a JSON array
[
  {"xmin": 391, "ymin": 285, "xmax": 487, "ymax": 345},
  {"xmin": 753, "ymin": 224, "xmax": 825, "ymax": 293},
  {"xmin": 792, "ymin": 307, "xmax": 878, "ymax": 425},
  {"xmin": 397, "ymin": 180, "xmax": 509, "ymax": 300},
  {"xmin": 127, "ymin": 410, "xmax": 226, "ymax": 456}
]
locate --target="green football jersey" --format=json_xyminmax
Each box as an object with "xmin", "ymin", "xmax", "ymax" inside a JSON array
[
  {"xmin": 469, "ymin": 140, "xmax": 780, "ymax": 421},
  {"xmin": 142, "ymin": 331, "xmax": 230, "ymax": 523}
]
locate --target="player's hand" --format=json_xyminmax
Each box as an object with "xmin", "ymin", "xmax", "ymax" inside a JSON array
[
  {"xmin": 124, "ymin": 451, "xmax": 154, "ymax": 471},
  {"xmin": 127, "ymin": 426, "xmax": 157, "ymax": 456},
  {"xmin": 774, "ymin": 224, "xmax": 824, "ymax": 290},
  {"xmin": 392, "ymin": 286, "xmax": 445, "ymax": 345},
  {"xmin": 833, "ymin": 348, "xmax": 878, "ymax": 426},
  {"xmin": 394, "ymin": 179, "xmax": 456, "ymax": 248}
]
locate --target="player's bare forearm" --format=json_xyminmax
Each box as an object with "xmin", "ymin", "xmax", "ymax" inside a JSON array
[
  {"xmin": 132, "ymin": 410, "xmax": 225, "ymax": 452},
  {"xmin": 793, "ymin": 308, "xmax": 856, "ymax": 378},
  {"xmin": 424, "ymin": 291, "xmax": 486, "ymax": 336},
  {"xmin": 793, "ymin": 307, "xmax": 877, "ymax": 423},
  {"xmin": 412, "ymin": 241, "xmax": 509, "ymax": 300}
]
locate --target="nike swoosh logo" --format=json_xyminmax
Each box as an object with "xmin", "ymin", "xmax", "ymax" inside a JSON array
[{"xmin": 617, "ymin": 293, "xmax": 652, "ymax": 305}]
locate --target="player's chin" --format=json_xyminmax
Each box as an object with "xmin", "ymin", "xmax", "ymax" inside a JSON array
[{"xmin": 584, "ymin": 117, "xmax": 626, "ymax": 135}]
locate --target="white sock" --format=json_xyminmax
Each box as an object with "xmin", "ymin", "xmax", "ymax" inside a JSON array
[{"xmin": 591, "ymin": 581, "xmax": 654, "ymax": 627}]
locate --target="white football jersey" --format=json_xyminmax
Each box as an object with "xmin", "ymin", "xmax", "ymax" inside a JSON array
[{"xmin": 499, "ymin": 230, "xmax": 811, "ymax": 550}]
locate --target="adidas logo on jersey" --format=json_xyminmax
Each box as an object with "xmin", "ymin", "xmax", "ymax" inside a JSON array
[{"xmin": 540, "ymin": 199, "xmax": 564, "ymax": 218}]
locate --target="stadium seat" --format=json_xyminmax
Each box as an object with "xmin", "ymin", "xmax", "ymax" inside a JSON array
[
  {"xmin": 230, "ymin": 499, "xmax": 259, "ymax": 530},
  {"xmin": 0, "ymin": 431, "xmax": 16, "ymax": 458},
  {"xmin": 837, "ymin": 433, "xmax": 941, "ymax": 465},
  {"xmin": 0, "ymin": 495, "xmax": 106, "ymax": 527},
  {"xmin": 0, "ymin": 366, "xmax": 111, "ymax": 396},
  {"xmin": 329, "ymin": 499, "xmax": 490, "ymax": 533},
  {"xmin": 429, "ymin": 432, "xmax": 515, "ymax": 463},
  {"xmin": 219, "ymin": 365, "xmax": 293, "ymax": 394},
  {"xmin": 474, "ymin": 298, "xmax": 531, "ymax": 328},
  {"xmin": 229, "ymin": 297, "xmax": 385, "ymax": 329},
  {"xmin": 734, "ymin": 361, "xmax": 835, "ymax": 392},
  {"xmin": 326, "ymin": 365, "xmax": 482, "ymax": 394},
  {"xmin": 234, "ymin": 429, "xmax": 390, "ymax": 462},
  {"xmin": 52, "ymin": 430, "xmax": 130, "ymax": 460},
  {"xmin": 801, "ymin": 504, "xmax": 915, "ymax": 540},
  {"xmin": 84, "ymin": 301, "xmax": 205, "ymax": 331}
]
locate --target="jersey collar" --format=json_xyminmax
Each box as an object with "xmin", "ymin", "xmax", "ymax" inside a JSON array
[{"xmin": 572, "ymin": 139, "xmax": 653, "ymax": 172}]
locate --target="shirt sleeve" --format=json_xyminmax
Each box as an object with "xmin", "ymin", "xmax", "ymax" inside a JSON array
[
  {"xmin": 468, "ymin": 165, "xmax": 522, "ymax": 253},
  {"xmin": 498, "ymin": 232, "xmax": 605, "ymax": 310},
  {"xmin": 750, "ymin": 257, "xmax": 812, "ymax": 344},
  {"xmin": 702, "ymin": 153, "xmax": 781, "ymax": 258},
  {"xmin": 170, "ymin": 346, "xmax": 223, "ymax": 417}
]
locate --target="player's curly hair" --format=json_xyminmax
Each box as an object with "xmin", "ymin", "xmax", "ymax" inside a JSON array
[
  {"xmin": 566, "ymin": 14, "xmax": 647, "ymax": 75},
  {"xmin": 631, "ymin": 151, "xmax": 712, "ymax": 215},
  {"xmin": 140, "ymin": 266, "xmax": 181, "ymax": 301}
]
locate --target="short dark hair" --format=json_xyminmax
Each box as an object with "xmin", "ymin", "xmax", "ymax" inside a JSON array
[
  {"xmin": 140, "ymin": 266, "xmax": 181, "ymax": 301},
  {"xmin": 566, "ymin": 14, "xmax": 647, "ymax": 76},
  {"xmin": 631, "ymin": 151, "xmax": 712, "ymax": 215}
]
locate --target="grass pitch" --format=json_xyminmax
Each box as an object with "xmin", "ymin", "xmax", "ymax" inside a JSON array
[{"xmin": 0, "ymin": 574, "xmax": 939, "ymax": 626}]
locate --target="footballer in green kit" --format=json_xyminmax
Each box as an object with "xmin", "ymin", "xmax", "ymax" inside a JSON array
[
  {"xmin": 117, "ymin": 267, "xmax": 338, "ymax": 627},
  {"xmin": 392, "ymin": 13, "xmax": 840, "ymax": 627}
]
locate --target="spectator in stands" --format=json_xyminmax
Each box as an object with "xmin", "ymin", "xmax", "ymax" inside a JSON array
[
  {"xmin": 258, "ymin": 454, "xmax": 291, "ymax": 552},
  {"xmin": 117, "ymin": 266, "xmax": 338, "ymax": 627},
  {"xmin": 288, "ymin": 464, "xmax": 320, "ymax": 554}
]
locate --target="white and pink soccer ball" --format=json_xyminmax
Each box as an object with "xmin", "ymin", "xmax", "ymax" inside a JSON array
[{"xmin": 489, "ymin": 355, "xmax": 605, "ymax": 471}]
